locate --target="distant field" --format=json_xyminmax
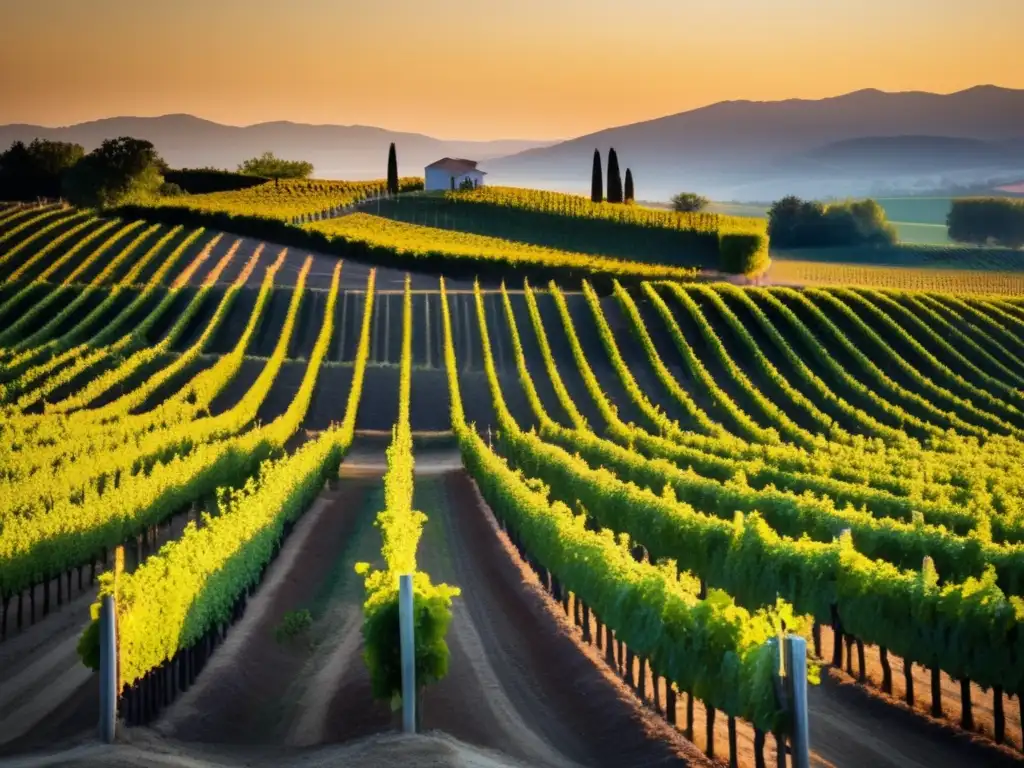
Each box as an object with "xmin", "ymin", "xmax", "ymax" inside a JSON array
[
  {"xmin": 767, "ymin": 259, "xmax": 1024, "ymax": 294},
  {"xmin": 872, "ymin": 197, "xmax": 952, "ymax": 225},
  {"xmin": 705, "ymin": 202, "xmax": 770, "ymax": 219},
  {"xmin": 772, "ymin": 243, "xmax": 1024, "ymax": 270},
  {"xmin": 887, "ymin": 222, "xmax": 952, "ymax": 245},
  {"xmin": 768, "ymin": 240, "xmax": 1024, "ymax": 293}
]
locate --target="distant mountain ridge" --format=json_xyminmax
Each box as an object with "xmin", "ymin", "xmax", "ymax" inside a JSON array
[
  {"xmin": 483, "ymin": 85, "xmax": 1024, "ymax": 200},
  {"xmin": 3, "ymin": 86, "xmax": 1023, "ymax": 200},
  {"xmin": 0, "ymin": 115, "xmax": 555, "ymax": 180}
]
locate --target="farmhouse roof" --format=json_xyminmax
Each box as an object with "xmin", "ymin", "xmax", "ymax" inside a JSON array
[{"xmin": 425, "ymin": 157, "xmax": 487, "ymax": 174}]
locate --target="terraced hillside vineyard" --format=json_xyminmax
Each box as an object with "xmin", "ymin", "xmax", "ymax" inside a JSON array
[
  {"xmin": 306, "ymin": 213, "xmax": 699, "ymax": 281},
  {"xmin": 151, "ymin": 178, "xmax": 425, "ymax": 220},
  {"xmin": 366, "ymin": 186, "xmax": 769, "ymax": 272},
  {"xmin": 0, "ymin": 204, "xmax": 1022, "ymax": 768}
]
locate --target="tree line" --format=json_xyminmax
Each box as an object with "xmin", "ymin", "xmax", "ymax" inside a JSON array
[
  {"xmin": 0, "ymin": 139, "xmax": 316, "ymax": 207},
  {"xmin": 767, "ymin": 196, "xmax": 897, "ymax": 249},
  {"xmin": 769, "ymin": 195, "xmax": 1024, "ymax": 250}
]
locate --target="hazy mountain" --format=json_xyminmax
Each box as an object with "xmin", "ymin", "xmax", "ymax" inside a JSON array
[
  {"xmin": 0, "ymin": 115, "xmax": 555, "ymax": 180},
  {"xmin": 4, "ymin": 86, "xmax": 1023, "ymax": 201},
  {"xmin": 483, "ymin": 86, "xmax": 1024, "ymax": 200},
  {"xmin": 785, "ymin": 135, "xmax": 1024, "ymax": 173}
]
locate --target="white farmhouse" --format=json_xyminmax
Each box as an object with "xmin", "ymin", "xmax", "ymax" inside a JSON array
[{"xmin": 424, "ymin": 158, "xmax": 486, "ymax": 192}]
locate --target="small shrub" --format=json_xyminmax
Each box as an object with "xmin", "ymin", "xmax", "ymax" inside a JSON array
[
  {"xmin": 671, "ymin": 192, "xmax": 710, "ymax": 213},
  {"xmin": 159, "ymin": 181, "xmax": 185, "ymax": 197},
  {"xmin": 275, "ymin": 609, "xmax": 313, "ymax": 644}
]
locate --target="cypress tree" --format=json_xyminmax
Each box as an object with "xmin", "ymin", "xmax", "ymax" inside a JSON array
[
  {"xmin": 624, "ymin": 168, "xmax": 634, "ymax": 202},
  {"xmin": 386, "ymin": 142, "xmax": 398, "ymax": 195},
  {"xmin": 591, "ymin": 149, "xmax": 603, "ymax": 203},
  {"xmin": 607, "ymin": 148, "xmax": 623, "ymax": 203}
]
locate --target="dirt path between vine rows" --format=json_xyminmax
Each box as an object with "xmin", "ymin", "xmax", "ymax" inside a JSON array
[
  {"xmin": 0, "ymin": 731, "xmax": 537, "ymax": 768},
  {"xmin": 412, "ymin": 465, "xmax": 709, "ymax": 768},
  {"xmin": 128, "ymin": 438, "xmax": 711, "ymax": 767},
  {"xmin": 153, "ymin": 469, "xmax": 382, "ymax": 744}
]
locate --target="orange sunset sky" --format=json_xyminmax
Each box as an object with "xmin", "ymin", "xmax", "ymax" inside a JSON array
[{"xmin": 1, "ymin": 0, "xmax": 1020, "ymax": 141}]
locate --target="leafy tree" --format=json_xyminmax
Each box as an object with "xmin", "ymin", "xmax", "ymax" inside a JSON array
[
  {"xmin": 62, "ymin": 136, "xmax": 165, "ymax": 208},
  {"xmin": 0, "ymin": 142, "xmax": 32, "ymax": 200},
  {"xmin": 948, "ymin": 198, "xmax": 1024, "ymax": 248},
  {"xmin": 0, "ymin": 139, "xmax": 84, "ymax": 200},
  {"xmin": 607, "ymin": 148, "xmax": 623, "ymax": 203},
  {"xmin": 768, "ymin": 195, "xmax": 897, "ymax": 248},
  {"xmin": 387, "ymin": 143, "xmax": 399, "ymax": 196},
  {"xmin": 671, "ymin": 192, "xmax": 710, "ymax": 213},
  {"xmin": 624, "ymin": 168, "xmax": 635, "ymax": 203},
  {"xmin": 238, "ymin": 151, "xmax": 314, "ymax": 185},
  {"xmin": 591, "ymin": 149, "xmax": 603, "ymax": 203},
  {"xmin": 764, "ymin": 195, "xmax": 803, "ymax": 242}
]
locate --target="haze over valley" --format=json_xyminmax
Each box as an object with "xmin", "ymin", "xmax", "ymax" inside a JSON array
[{"xmin": 4, "ymin": 85, "xmax": 1023, "ymax": 202}]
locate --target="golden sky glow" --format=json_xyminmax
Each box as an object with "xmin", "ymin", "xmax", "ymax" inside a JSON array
[{"xmin": 1, "ymin": 0, "xmax": 1021, "ymax": 140}]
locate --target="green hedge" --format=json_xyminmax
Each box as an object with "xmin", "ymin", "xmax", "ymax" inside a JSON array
[
  {"xmin": 162, "ymin": 169, "xmax": 269, "ymax": 194},
  {"xmin": 719, "ymin": 232, "xmax": 770, "ymax": 275}
]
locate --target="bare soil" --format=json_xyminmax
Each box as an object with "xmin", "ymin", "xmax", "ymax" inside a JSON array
[
  {"xmin": 154, "ymin": 475, "xmax": 379, "ymax": 744},
  {"xmin": 0, "ymin": 732, "xmax": 537, "ymax": 768},
  {"xmin": 504, "ymin": 292, "xmax": 575, "ymax": 428},
  {"xmin": 328, "ymin": 290, "xmax": 369, "ymax": 362},
  {"xmin": 249, "ymin": 288, "xmax": 292, "ymax": 357},
  {"xmin": 303, "ymin": 364, "xmax": 355, "ymax": 431},
  {"xmin": 417, "ymin": 469, "xmax": 710, "ymax": 768},
  {"xmin": 813, "ymin": 624, "xmax": 1023, "ymax": 762},
  {"xmin": 563, "ymin": 292, "xmax": 647, "ymax": 428},
  {"xmin": 253, "ymin": 360, "xmax": 307, "ymax": 423},
  {"xmin": 355, "ymin": 366, "xmax": 400, "ymax": 431},
  {"xmin": 182, "ymin": 236, "xmax": 239, "ymax": 287},
  {"xmin": 531, "ymin": 290, "xmax": 608, "ymax": 433}
]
